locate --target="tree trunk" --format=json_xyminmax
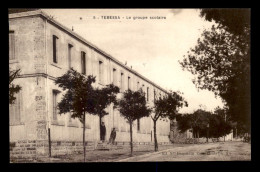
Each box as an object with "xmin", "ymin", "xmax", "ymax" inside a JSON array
[
  {"xmin": 48, "ymin": 128, "xmax": 51, "ymax": 157},
  {"xmin": 129, "ymin": 121, "xmax": 133, "ymax": 156},
  {"xmin": 99, "ymin": 115, "xmax": 102, "ymax": 140},
  {"xmin": 153, "ymin": 120, "xmax": 158, "ymax": 152},
  {"xmin": 83, "ymin": 112, "xmax": 86, "ymax": 162},
  {"xmin": 197, "ymin": 131, "xmax": 200, "ymax": 143},
  {"xmin": 207, "ymin": 128, "xmax": 209, "ymax": 143}
]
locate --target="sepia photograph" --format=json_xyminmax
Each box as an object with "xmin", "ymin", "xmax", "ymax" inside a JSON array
[{"xmin": 8, "ymin": 8, "xmax": 251, "ymax": 163}]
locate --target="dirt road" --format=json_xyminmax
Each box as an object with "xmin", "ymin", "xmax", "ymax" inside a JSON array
[{"xmin": 117, "ymin": 141, "xmax": 251, "ymax": 161}]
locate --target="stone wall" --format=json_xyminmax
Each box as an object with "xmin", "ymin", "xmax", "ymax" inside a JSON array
[
  {"xmin": 10, "ymin": 140, "xmax": 37, "ymax": 160},
  {"xmin": 10, "ymin": 139, "xmax": 172, "ymax": 161},
  {"xmin": 10, "ymin": 140, "xmax": 94, "ymax": 160}
]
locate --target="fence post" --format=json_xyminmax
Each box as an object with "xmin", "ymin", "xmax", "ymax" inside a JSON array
[{"xmin": 48, "ymin": 128, "xmax": 51, "ymax": 157}]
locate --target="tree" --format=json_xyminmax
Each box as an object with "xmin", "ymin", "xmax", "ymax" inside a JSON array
[
  {"xmin": 201, "ymin": 9, "xmax": 250, "ymax": 133},
  {"xmin": 117, "ymin": 90, "xmax": 152, "ymax": 156},
  {"xmin": 190, "ymin": 110, "xmax": 211, "ymax": 138},
  {"xmin": 212, "ymin": 107, "xmax": 232, "ymax": 140},
  {"xmin": 200, "ymin": 9, "xmax": 250, "ymax": 36},
  {"xmin": 9, "ymin": 68, "xmax": 22, "ymax": 104},
  {"xmin": 177, "ymin": 108, "xmax": 232, "ymax": 139},
  {"xmin": 177, "ymin": 109, "xmax": 211, "ymax": 138},
  {"xmin": 179, "ymin": 21, "xmax": 250, "ymax": 133},
  {"xmin": 176, "ymin": 113, "xmax": 190, "ymax": 133},
  {"xmin": 208, "ymin": 114, "xmax": 232, "ymax": 139},
  {"xmin": 153, "ymin": 91, "xmax": 187, "ymax": 151},
  {"xmin": 92, "ymin": 84, "xmax": 119, "ymax": 140},
  {"xmin": 55, "ymin": 68, "xmax": 96, "ymax": 162},
  {"xmin": 55, "ymin": 68, "xmax": 119, "ymax": 162}
]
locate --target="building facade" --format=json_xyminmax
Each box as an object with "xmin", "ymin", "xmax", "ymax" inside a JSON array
[{"xmin": 9, "ymin": 10, "xmax": 170, "ymax": 158}]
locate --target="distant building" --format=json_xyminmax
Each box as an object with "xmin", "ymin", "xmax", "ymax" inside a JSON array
[{"xmin": 9, "ymin": 10, "xmax": 171, "ymax": 158}]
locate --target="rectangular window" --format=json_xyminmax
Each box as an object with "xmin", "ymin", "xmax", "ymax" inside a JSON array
[
  {"xmin": 147, "ymin": 87, "xmax": 149, "ymax": 101},
  {"xmin": 68, "ymin": 44, "xmax": 73, "ymax": 69},
  {"xmin": 137, "ymin": 81, "xmax": 140, "ymax": 91},
  {"xmin": 81, "ymin": 51, "xmax": 86, "ymax": 74},
  {"xmin": 9, "ymin": 92, "xmax": 21, "ymax": 125},
  {"xmin": 9, "ymin": 31, "xmax": 15, "ymax": 60},
  {"xmin": 99, "ymin": 61, "xmax": 103, "ymax": 83},
  {"xmin": 120, "ymin": 73, "xmax": 124, "ymax": 91},
  {"xmin": 112, "ymin": 68, "xmax": 117, "ymax": 85},
  {"xmin": 154, "ymin": 90, "xmax": 156, "ymax": 100},
  {"xmin": 53, "ymin": 35, "xmax": 58, "ymax": 63},
  {"xmin": 128, "ymin": 76, "xmax": 131, "ymax": 90},
  {"xmin": 53, "ymin": 90, "xmax": 58, "ymax": 121}
]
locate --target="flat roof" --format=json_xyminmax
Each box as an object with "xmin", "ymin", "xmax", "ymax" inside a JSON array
[{"xmin": 9, "ymin": 9, "xmax": 169, "ymax": 94}]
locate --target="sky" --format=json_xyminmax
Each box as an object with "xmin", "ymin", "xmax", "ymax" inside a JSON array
[{"xmin": 42, "ymin": 9, "xmax": 224, "ymax": 113}]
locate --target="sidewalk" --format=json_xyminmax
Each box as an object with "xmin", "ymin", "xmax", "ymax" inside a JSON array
[
  {"xmin": 17, "ymin": 143, "xmax": 189, "ymax": 163},
  {"xmin": 116, "ymin": 143, "xmax": 218, "ymax": 162}
]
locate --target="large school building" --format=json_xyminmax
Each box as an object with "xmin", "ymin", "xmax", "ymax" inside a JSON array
[{"xmin": 9, "ymin": 10, "xmax": 171, "ymax": 158}]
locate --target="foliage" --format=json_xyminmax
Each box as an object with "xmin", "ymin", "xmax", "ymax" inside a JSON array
[
  {"xmin": 209, "ymin": 109, "xmax": 232, "ymax": 138},
  {"xmin": 117, "ymin": 89, "xmax": 152, "ymax": 123},
  {"xmin": 56, "ymin": 69, "xmax": 119, "ymax": 121},
  {"xmin": 197, "ymin": 9, "xmax": 250, "ymax": 133},
  {"xmin": 55, "ymin": 68, "xmax": 97, "ymax": 120},
  {"xmin": 190, "ymin": 109, "xmax": 211, "ymax": 138},
  {"xmin": 179, "ymin": 23, "xmax": 250, "ymax": 132},
  {"xmin": 200, "ymin": 9, "xmax": 250, "ymax": 36},
  {"xmin": 153, "ymin": 91, "xmax": 188, "ymax": 121},
  {"xmin": 176, "ymin": 113, "xmax": 191, "ymax": 133},
  {"xmin": 9, "ymin": 68, "xmax": 22, "ymax": 104},
  {"xmin": 177, "ymin": 108, "xmax": 232, "ymax": 138},
  {"xmin": 92, "ymin": 84, "xmax": 119, "ymax": 119}
]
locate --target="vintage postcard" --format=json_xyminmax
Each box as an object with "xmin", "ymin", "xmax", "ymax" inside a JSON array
[{"xmin": 9, "ymin": 8, "xmax": 251, "ymax": 162}]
